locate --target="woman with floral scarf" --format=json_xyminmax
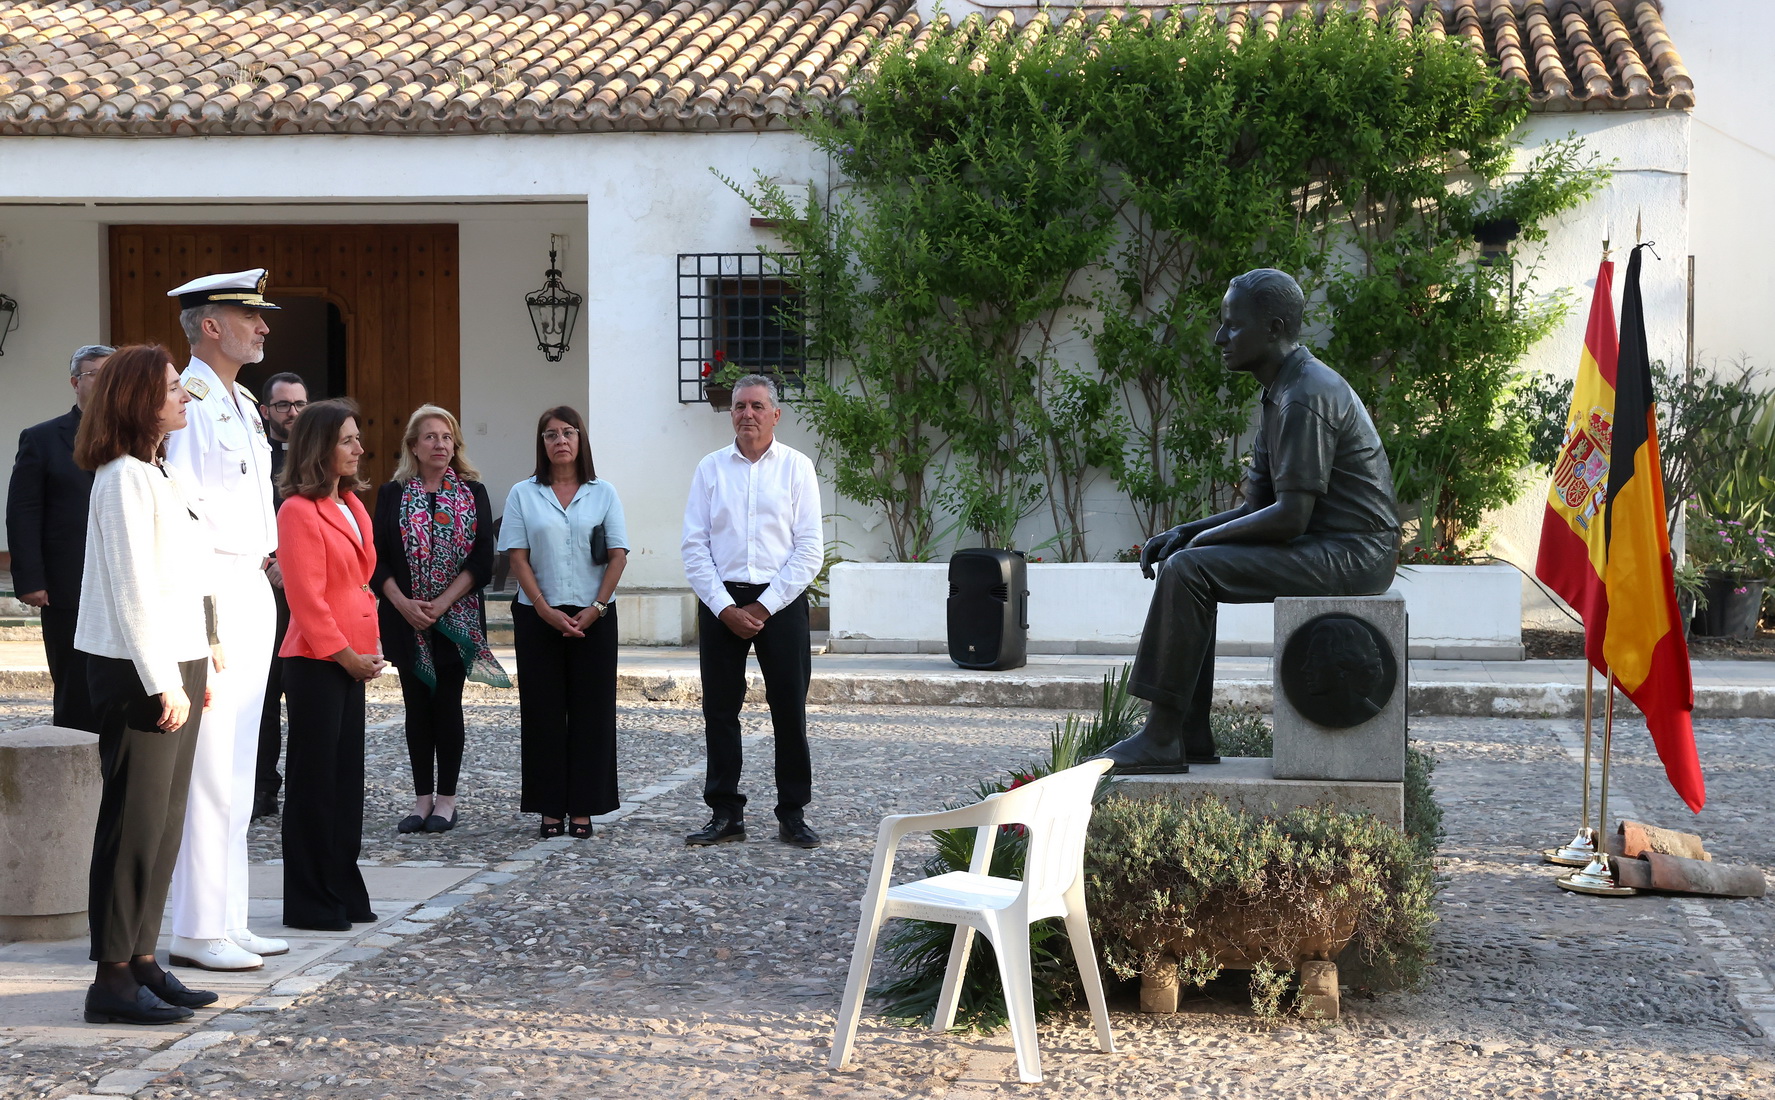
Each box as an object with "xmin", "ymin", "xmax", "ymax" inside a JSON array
[{"xmin": 372, "ymin": 405, "xmax": 509, "ymax": 835}]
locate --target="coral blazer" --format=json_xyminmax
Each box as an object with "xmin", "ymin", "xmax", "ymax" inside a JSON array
[{"xmin": 278, "ymin": 491, "xmax": 379, "ymax": 660}]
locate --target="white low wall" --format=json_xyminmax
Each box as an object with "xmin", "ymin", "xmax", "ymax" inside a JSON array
[{"xmin": 828, "ymin": 561, "xmax": 1523, "ymax": 659}]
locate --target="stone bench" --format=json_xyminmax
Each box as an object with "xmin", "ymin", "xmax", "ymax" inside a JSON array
[{"xmin": 0, "ymin": 726, "xmax": 101, "ymax": 942}]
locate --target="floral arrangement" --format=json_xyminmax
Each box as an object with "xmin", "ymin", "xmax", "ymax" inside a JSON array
[
  {"xmin": 699, "ymin": 348, "xmax": 748, "ymax": 389},
  {"xmin": 1399, "ymin": 544, "xmax": 1474, "ymax": 566},
  {"xmin": 1113, "ymin": 543, "xmax": 1144, "ymax": 563},
  {"xmin": 1685, "ymin": 504, "xmax": 1775, "ymax": 580}
]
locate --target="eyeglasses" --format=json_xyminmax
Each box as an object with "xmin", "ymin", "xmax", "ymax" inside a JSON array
[
  {"xmin": 269, "ymin": 400, "xmax": 309, "ymax": 412},
  {"xmin": 541, "ymin": 428, "xmax": 581, "ymax": 443},
  {"xmin": 76, "ymin": 370, "xmax": 102, "ymax": 381}
]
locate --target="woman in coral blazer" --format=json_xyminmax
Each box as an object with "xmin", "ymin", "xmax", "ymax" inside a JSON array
[{"xmin": 276, "ymin": 398, "xmax": 387, "ymax": 931}]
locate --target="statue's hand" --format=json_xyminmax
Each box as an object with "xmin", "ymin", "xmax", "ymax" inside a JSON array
[{"xmin": 1139, "ymin": 526, "xmax": 1184, "ymax": 580}]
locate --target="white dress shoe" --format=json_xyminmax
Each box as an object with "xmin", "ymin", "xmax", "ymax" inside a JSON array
[
  {"xmin": 169, "ymin": 936, "xmax": 263, "ymax": 971},
  {"xmin": 228, "ymin": 928, "xmax": 289, "ymax": 957}
]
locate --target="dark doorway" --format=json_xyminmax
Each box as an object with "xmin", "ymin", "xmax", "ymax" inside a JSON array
[{"xmin": 239, "ymin": 296, "xmax": 348, "ymax": 402}]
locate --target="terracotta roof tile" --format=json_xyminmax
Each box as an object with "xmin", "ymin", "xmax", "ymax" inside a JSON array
[{"xmin": 0, "ymin": 0, "xmax": 1692, "ymax": 137}]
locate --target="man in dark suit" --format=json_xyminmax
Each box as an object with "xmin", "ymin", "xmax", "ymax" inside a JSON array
[
  {"xmin": 6, "ymin": 344, "xmax": 114, "ymax": 732},
  {"xmin": 252, "ymin": 372, "xmax": 307, "ymax": 818}
]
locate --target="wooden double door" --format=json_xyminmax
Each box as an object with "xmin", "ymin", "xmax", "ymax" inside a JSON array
[{"xmin": 108, "ymin": 224, "xmax": 460, "ymax": 486}]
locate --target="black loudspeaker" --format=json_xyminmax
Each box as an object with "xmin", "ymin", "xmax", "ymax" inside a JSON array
[{"xmin": 947, "ymin": 548, "xmax": 1029, "ymax": 671}]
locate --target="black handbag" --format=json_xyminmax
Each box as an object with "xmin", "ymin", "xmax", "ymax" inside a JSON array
[{"xmin": 591, "ymin": 522, "xmax": 609, "ymax": 566}]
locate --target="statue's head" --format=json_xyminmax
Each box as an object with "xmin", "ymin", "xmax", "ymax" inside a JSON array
[{"xmin": 1216, "ymin": 268, "xmax": 1304, "ymax": 375}]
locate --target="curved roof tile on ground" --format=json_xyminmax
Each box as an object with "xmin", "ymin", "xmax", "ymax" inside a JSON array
[{"xmin": 0, "ymin": 1, "xmax": 1693, "ymax": 136}]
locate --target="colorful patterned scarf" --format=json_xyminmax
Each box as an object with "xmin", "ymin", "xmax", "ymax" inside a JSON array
[{"xmin": 399, "ymin": 468, "xmax": 511, "ymax": 691}]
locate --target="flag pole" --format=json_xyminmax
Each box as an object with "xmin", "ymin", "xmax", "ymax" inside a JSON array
[
  {"xmin": 1545, "ymin": 663, "xmax": 1598, "ymax": 865},
  {"xmin": 1557, "ymin": 668, "xmax": 1637, "ymax": 895}
]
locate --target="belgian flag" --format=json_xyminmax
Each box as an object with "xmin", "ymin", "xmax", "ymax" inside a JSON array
[{"xmin": 1602, "ymin": 244, "xmax": 1701, "ymax": 812}]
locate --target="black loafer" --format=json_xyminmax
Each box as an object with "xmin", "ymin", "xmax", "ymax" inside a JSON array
[
  {"xmin": 685, "ymin": 816, "xmax": 746, "ymax": 846},
  {"xmin": 424, "ymin": 811, "xmax": 457, "ymax": 833},
  {"xmin": 141, "ymin": 969, "xmax": 218, "ymax": 1009},
  {"xmin": 778, "ymin": 818, "xmax": 822, "ymax": 849},
  {"xmin": 84, "ymin": 984, "xmax": 193, "ymax": 1025},
  {"xmin": 397, "ymin": 814, "xmax": 427, "ymax": 834}
]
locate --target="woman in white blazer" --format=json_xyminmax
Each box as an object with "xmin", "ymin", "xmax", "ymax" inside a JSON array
[{"xmin": 72, "ymin": 344, "xmax": 223, "ymax": 1026}]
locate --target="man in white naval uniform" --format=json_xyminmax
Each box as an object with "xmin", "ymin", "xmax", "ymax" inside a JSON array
[{"xmin": 163, "ymin": 269, "xmax": 290, "ymax": 972}]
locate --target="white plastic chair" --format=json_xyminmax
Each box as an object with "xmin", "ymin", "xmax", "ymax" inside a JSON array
[{"xmin": 830, "ymin": 758, "xmax": 1116, "ymax": 1083}]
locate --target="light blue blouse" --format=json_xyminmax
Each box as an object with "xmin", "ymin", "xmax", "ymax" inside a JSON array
[{"xmin": 496, "ymin": 478, "xmax": 629, "ymax": 608}]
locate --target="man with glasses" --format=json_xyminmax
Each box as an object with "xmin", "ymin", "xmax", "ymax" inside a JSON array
[
  {"xmin": 5, "ymin": 343, "xmax": 113, "ymax": 732},
  {"xmin": 251, "ymin": 372, "xmax": 308, "ymax": 818}
]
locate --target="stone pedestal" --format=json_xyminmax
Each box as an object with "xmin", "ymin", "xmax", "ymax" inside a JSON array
[
  {"xmin": 1272, "ymin": 592, "xmax": 1407, "ymax": 782},
  {"xmin": 0, "ymin": 726, "xmax": 101, "ymax": 942},
  {"xmin": 1111, "ymin": 757, "xmax": 1404, "ymax": 829}
]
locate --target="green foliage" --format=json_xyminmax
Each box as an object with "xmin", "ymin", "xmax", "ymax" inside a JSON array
[
  {"xmin": 1084, "ymin": 796, "xmax": 1439, "ymax": 1013},
  {"xmin": 871, "ymin": 665, "xmax": 1443, "ymax": 1028},
  {"xmin": 743, "ymin": 9, "xmax": 1605, "ymax": 559}
]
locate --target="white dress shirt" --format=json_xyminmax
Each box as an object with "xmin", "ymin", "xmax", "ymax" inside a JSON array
[
  {"xmin": 74, "ymin": 457, "xmax": 216, "ymax": 696},
  {"xmin": 163, "ymin": 356, "xmax": 277, "ymax": 560},
  {"xmin": 681, "ymin": 439, "xmax": 822, "ymax": 616}
]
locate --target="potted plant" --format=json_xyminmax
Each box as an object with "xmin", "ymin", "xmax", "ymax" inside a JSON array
[
  {"xmin": 1685, "ymin": 504, "xmax": 1774, "ymax": 638},
  {"xmin": 699, "ymin": 350, "xmax": 745, "ymax": 411}
]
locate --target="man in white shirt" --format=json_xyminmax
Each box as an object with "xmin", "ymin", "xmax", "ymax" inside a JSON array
[
  {"xmin": 162, "ymin": 269, "xmax": 289, "ymax": 971},
  {"xmin": 681, "ymin": 375, "xmax": 824, "ymax": 849}
]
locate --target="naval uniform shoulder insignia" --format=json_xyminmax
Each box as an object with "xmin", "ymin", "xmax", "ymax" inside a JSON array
[
  {"xmin": 235, "ymin": 383, "xmax": 258, "ymax": 404},
  {"xmin": 183, "ymin": 377, "xmax": 210, "ymax": 400}
]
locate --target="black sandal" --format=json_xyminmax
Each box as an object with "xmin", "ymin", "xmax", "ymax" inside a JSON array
[
  {"xmin": 568, "ymin": 820, "xmax": 594, "ymax": 839},
  {"xmin": 539, "ymin": 818, "xmax": 565, "ymax": 838}
]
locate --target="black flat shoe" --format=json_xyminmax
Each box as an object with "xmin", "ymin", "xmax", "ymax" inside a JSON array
[
  {"xmin": 285, "ymin": 916, "xmax": 351, "ymax": 932},
  {"xmin": 685, "ymin": 815, "xmax": 746, "ymax": 846},
  {"xmin": 350, "ymin": 911, "xmax": 380, "ymax": 924},
  {"xmin": 397, "ymin": 814, "xmax": 427, "ymax": 834},
  {"xmin": 540, "ymin": 818, "xmax": 565, "ymax": 838},
  {"xmin": 139, "ymin": 969, "xmax": 218, "ymax": 1009},
  {"xmin": 777, "ymin": 817, "xmax": 822, "ymax": 849},
  {"xmin": 567, "ymin": 819, "xmax": 594, "ymax": 839},
  {"xmin": 424, "ymin": 811, "xmax": 457, "ymax": 833},
  {"xmin": 84, "ymin": 984, "xmax": 193, "ymax": 1025}
]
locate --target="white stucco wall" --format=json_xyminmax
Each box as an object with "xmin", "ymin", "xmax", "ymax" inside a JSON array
[
  {"xmin": 1663, "ymin": 0, "xmax": 1773, "ymax": 373},
  {"xmin": 0, "ymin": 131, "xmax": 832, "ymax": 590}
]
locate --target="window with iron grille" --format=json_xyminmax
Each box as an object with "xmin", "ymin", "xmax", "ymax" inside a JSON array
[{"xmin": 677, "ymin": 252, "xmax": 805, "ymax": 403}]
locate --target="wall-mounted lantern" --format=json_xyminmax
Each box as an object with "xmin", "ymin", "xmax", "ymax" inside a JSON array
[
  {"xmin": 0, "ymin": 293, "xmax": 16, "ymax": 356},
  {"xmin": 1473, "ymin": 217, "xmax": 1522, "ymax": 267},
  {"xmin": 525, "ymin": 234, "xmax": 582, "ymax": 363}
]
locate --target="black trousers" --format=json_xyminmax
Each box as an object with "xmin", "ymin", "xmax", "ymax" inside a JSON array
[
  {"xmin": 397, "ymin": 633, "xmax": 468, "ymax": 797},
  {"xmin": 281, "ymin": 657, "xmax": 371, "ymax": 928},
  {"xmin": 512, "ymin": 600, "xmax": 618, "ymax": 818},
  {"xmin": 698, "ymin": 582, "xmax": 811, "ymax": 821},
  {"xmin": 255, "ymin": 583, "xmax": 291, "ymax": 798},
  {"xmin": 1130, "ymin": 532, "xmax": 1398, "ymax": 744},
  {"xmin": 43, "ymin": 604, "xmax": 98, "ymax": 733},
  {"xmin": 87, "ymin": 655, "xmax": 205, "ymax": 962}
]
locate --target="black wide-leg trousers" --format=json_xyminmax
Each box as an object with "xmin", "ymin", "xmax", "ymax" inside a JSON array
[
  {"xmin": 87, "ymin": 655, "xmax": 206, "ymax": 962},
  {"xmin": 255, "ymin": 583, "xmax": 291, "ymax": 800},
  {"xmin": 281, "ymin": 657, "xmax": 371, "ymax": 928},
  {"xmin": 1129, "ymin": 532, "xmax": 1398, "ymax": 745},
  {"xmin": 43, "ymin": 605, "xmax": 98, "ymax": 733},
  {"xmin": 512, "ymin": 600, "xmax": 619, "ymax": 818},
  {"xmin": 698, "ymin": 582, "xmax": 812, "ymax": 822}
]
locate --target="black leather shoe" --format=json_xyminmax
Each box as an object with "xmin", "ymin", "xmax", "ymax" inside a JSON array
[
  {"xmin": 84, "ymin": 984, "xmax": 193, "ymax": 1025},
  {"xmin": 424, "ymin": 811, "xmax": 457, "ymax": 833},
  {"xmin": 778, "ymin": 817, "xmax": 822, "ymax": 849},
  {"xmin": 140, "ymin": 969, "xmax": 218, "ymax": 1009},
  {"xmin": 251, "ymin": 790, "xmax": 280, "ymax": 819},
  {"xmin": 685, "ymin": 815, "xmax": 746, "ymax": 846},
  {"xmin": 397, "ymin": 814, "xmax": 427, "ymax": 834}
]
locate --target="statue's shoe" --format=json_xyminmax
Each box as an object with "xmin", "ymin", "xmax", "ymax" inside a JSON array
[{"xmin": 1091, "ymin": 730, "xmax": 1190, "ymax": 775}]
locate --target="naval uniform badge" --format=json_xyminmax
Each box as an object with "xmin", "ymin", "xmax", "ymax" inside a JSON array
[{"xmin": 183, "ymin": 377, "xmax": 211, "ymax": 400}]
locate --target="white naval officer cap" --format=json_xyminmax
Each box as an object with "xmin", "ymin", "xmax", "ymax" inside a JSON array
[{"xmin": 166, "ymin": 268, "xmax": 281, "ymax": 311}]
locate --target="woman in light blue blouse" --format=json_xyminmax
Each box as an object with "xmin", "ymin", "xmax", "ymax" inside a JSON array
[{"xmin": 497, "ymin": 406, "xmax": 628, "ymax": 839}]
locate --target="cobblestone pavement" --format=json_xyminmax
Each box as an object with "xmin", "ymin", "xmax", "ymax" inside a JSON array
[{"xmin": 1, "ymin": 691, "xmax": 1771, "ymax": 1098}]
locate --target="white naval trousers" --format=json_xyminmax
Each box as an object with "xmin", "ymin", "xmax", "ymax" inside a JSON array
[{"xmin": 169, "ymin": 555, "xmax": 275, "ymax": 940}]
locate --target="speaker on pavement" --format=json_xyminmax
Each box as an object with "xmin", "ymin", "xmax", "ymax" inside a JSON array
[{"xmin": 947, "ymin": 548, "xmax": 1028, "ymax": 671}]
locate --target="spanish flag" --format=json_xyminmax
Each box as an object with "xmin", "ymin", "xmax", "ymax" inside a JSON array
[
  {"xmin": 1602, "ymin": 244, "xmax": 1701, "ymax": 812},
  {"xmin": 1535, "ymin": 259, "xmax": 1616, "ymax": 675}
]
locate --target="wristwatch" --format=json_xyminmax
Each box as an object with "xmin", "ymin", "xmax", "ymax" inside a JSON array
[{"xmin": 592, "ymin": 600, "xmax": 609, "ymax": 616}]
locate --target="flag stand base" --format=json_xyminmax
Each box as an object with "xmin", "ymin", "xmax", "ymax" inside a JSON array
[
  {"xmin": 1544, "ymin": 827, "xmax": 1597, "ymax": 867},
  {"xmin": 1556, "ymin": 854, "xmax": 1637, "ymax": 897}
]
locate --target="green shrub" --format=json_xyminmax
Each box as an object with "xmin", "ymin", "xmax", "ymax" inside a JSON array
[{"xmin": 1084, "ymin": 796, "xmax": 1438, "ymax": 1013}]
